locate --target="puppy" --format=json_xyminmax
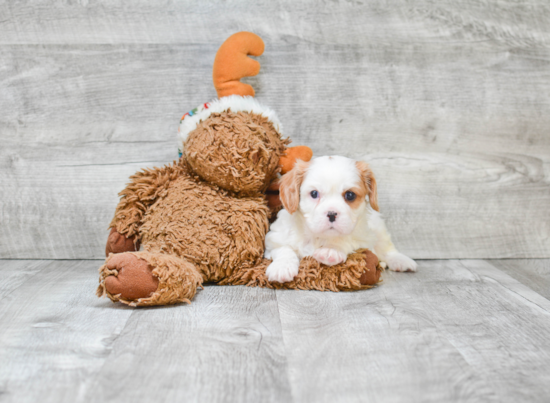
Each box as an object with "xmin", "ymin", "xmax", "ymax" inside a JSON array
[{"xmin": 264, "ymin": 156, "xmax": 417, "ymax": 283}]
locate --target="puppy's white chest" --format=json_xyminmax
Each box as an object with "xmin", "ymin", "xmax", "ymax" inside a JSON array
[{"xmin": 299, "ymin": 240, "xmax": 316, "ymax": 258}]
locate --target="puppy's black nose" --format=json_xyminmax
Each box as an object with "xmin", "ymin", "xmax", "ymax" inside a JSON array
[{"xmin": 327, "ymin": 212, "xmax": 337, "ymax": 222}]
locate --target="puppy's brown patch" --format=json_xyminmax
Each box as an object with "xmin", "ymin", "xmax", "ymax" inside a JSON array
[
  {"xmin": 343, "ymin": 185, "xmax": 368, "ymax": 209},
  {"xmin": 355, "ymin": 161, "xmax": 379, "ymax": 211},
  {"xmin": 279, "ymin": 159, "xmax": 310, "ymax": 214}
]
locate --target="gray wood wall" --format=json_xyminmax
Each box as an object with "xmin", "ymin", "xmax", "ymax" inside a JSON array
[{"xmin": 1, "ymin": 0, "xmax": 549, "ymax": 259}]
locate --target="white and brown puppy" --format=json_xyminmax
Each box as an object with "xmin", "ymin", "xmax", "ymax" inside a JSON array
[{"xmin": 264, "ymin": 156, "xmax": 417, "ymax": 283}]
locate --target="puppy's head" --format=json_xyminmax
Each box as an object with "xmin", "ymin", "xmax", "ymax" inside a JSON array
[{"xmin": 279, "ymin": 156, "xmax": 378, "ymax": 237}]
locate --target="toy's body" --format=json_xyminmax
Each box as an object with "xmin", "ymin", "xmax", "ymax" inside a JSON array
[
  {"xmin": 139, "ymin": 166, "xmax": 268, "ymax": 283},
  {"xmin": 97, "ymin": 33, "xmax": 382, "ymax": 307}
]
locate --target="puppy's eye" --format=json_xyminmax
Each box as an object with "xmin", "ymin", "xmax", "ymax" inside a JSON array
[
  {"xmin": 310, "ymin": 190, "xmax": 319, "ymax": 199},
  {"xmin": 344, "ymin": 191, "xmax": 356, "ymax": 202}
]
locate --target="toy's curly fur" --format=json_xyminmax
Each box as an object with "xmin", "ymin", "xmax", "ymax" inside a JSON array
[
  {"xmin": 138, "ymin": 161, "xmax": 269, "ymax": 282},
  {"xmin": 109, "ymin": 161, "xmax": 187, "ymax": 239},
  {"xmin": 186, "ymin": 111, "xmax": 289, "ymax": 195}
]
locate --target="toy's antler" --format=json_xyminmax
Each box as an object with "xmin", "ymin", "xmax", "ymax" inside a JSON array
[
  {"xmin": 279, "ymin": 146, "xmax": 314, "ymax": 174},
  {"xmin": 213, "ymin": 32, "xmax": 265, "ymax": 98}
]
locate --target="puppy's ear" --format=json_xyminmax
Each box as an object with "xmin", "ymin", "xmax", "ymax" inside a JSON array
[
  {"xmin": 356, "ymin": 161, "xmax": 379, "ymax": 211},
  {"xmin": 279, "ymin": 159, "xmax": 309, "ymax": 214}
]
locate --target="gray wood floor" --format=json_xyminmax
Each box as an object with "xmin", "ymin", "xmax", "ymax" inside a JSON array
[{"xmin": 1, "ymin": 258, "xmax": 549, "ymax": 403}]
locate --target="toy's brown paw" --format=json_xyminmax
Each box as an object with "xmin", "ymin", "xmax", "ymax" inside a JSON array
[
  {"xmin": 359, "ymin": 249, "xmax": 382, "ymax": 285},
  {"xmin": 105, "ymin": 228, "xmax": 140, "ymax": 257},
  {"xmin": 104, "ymin": 253, "xmax": 159, "ymax": 300}
]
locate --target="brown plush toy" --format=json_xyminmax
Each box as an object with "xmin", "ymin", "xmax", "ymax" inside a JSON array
[{"xmin": 97, "ymin": 32, "xmax": 383, "ymax": 307}]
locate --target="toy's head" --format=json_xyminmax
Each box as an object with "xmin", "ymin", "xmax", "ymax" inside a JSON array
[
  {"xmin": 177, "ymin": 32, "xmax": 312, "ymax": 195},
  {"xmin": 182, "ymin": 97, "xmax": 288, "ymax": 194}
]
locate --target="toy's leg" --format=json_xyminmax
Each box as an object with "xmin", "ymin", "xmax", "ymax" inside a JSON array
[
  {"xmin": 97, "ymin": 251, "xmax": 203, "ymax": 306},
  {"xmin": 220, "ymin": 249, "xmax": 383, "ymax": 291}
]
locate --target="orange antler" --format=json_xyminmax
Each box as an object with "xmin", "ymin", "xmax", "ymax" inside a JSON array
[
  {"xmin": 213, "ymin": 32, "xmax": 265, "ymax": 98},
  {"xmin": 279, "ymin": 146, "xmax": 314, "ymax": 174}
]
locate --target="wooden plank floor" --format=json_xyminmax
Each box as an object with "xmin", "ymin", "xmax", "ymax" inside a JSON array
[{"xmin": 1, "ymin": 259, "xmax": 549, "ymax": 403}]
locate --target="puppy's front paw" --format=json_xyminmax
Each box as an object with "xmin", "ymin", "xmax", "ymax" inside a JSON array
[
  {"xmin": 385, "ymin": 252, "xmax": 417, "ymax": 272},
  {"xmin": 313, "ymin": 248, "xmax": 346, "ymax": 266},
  {"xmin": 266, "ymin": 259, "xmax": 300, "ymax": 283}
]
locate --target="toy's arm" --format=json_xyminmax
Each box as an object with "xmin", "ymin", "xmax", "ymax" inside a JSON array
[
  {"xmin": 219, "ymin": 249, "xmax": 382, "ymax": 290},
  {"xmin": 108, "ymin": 160, "xmax": 186, "ymax": 242}
]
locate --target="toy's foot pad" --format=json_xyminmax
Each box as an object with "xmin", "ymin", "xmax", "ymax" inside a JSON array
[
  {"xmin": 104, "ymin": 253, "xmax": 159, "ymax": 300},
  {"xmin": 105, "ymin": 228, "xmax": 140, "ymax": 256},
  {"xmin": 359, "ymin": 249, "xmax": 382, "ymax": 285}
]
